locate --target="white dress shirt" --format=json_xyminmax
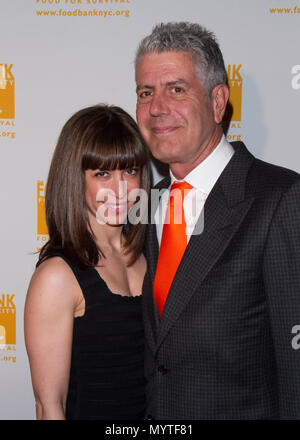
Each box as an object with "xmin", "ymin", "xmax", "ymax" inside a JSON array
[{"xmin": 155, "ymin": 135, "xmax": 235, "ymax": 246}]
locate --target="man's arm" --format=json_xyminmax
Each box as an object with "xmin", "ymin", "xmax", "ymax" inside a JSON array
[{"xmin": 263, "ymin": 179, "xmax": 300, "ymax": 419}]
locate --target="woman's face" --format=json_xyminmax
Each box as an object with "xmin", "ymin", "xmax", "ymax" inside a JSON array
[{"xmin": 85, "ymin": 167, "xmax": 141, "ymax": 226}]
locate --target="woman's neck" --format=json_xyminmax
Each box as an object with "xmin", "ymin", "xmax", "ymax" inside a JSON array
[{"xmin": 88, "ymin": 212, "xmax": 125, "ymax": 253}]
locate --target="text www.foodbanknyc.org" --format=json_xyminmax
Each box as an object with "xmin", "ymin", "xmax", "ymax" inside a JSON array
[{"xmin": 36, "ymin": 8, "xmax": 130, "ymax": 17}]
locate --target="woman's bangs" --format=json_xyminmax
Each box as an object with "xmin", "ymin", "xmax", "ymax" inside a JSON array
[{"xmin": 82, "ymin": 133, "xmax": 147, "ymax": 171}]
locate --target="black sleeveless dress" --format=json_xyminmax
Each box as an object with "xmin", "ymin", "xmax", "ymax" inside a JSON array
[{"xmin": 47, "ymin": 253, "xmax": 146, "ymax": 420}]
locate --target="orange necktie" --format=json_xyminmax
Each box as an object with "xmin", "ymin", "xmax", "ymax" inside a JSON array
[{"xmin": 153, "ymin": 181, "xmax": 193, "ymax": 318}]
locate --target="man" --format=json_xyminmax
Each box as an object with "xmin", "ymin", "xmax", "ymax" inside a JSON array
[{"xmin": 135, "ymin": 22, "xmax": 300, "ymax": 419}]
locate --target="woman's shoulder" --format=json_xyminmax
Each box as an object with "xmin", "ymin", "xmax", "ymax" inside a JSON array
[
  {"xmin": 35, "ymin": 255, "xmax": 76, "ymax": 283},
  {"xmin": 27, "ymin": 256, "xmax": 81, "ymax": 308}
]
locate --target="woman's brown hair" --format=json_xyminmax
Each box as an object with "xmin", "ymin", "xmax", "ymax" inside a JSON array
[{"xmin": 39, "ymin": 104, "xmax": 151, "ymax": 268}]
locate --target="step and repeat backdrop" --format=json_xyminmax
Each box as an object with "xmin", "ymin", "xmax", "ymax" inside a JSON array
[{"xmin": 0, "ymin": 0, "xmax": 299, "ymax": 419}]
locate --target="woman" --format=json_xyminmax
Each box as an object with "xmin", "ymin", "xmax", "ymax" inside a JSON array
[{"xmin": 24, "ymin": 105, "xmax": 151, "ymax": 420}]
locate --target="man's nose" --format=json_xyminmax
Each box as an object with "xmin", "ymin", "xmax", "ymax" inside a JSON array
[{"xmin": 149, "ymin": 92, "xmax": 170, "ymax": 117}]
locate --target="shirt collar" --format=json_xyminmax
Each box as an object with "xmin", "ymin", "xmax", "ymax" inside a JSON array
[{"xmin": 169, "ymin": 135, "xmax": 235, "ymax": 195}]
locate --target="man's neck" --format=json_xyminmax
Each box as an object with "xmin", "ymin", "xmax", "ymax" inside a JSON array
[{"xmin": 170, "ymin": 130, "xmax": 223, "ymax": 180}]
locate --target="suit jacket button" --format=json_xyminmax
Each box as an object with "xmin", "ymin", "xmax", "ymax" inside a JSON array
[
  {"xmin": 158, "ymin": 365, "xmax": 168, "ymax": 375},
  {"xmin": 146, "ymin": 414, "xmax": 153, "ymax": 420}
]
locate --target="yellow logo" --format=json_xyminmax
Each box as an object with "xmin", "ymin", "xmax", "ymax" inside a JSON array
[
  {"xmin": 0, "ymin": 64, "xmax": 15, "ymax": 119},
  {"xmin": 0, "ymin": 325, "xmax": 6, "ymax": 348},
  {"xmin": 0, "ymin": 294, "xmax": 16, "ymax": 347},
  {"xmin": 227, "ymin": 64, "xmax": 242, "ymax": 122},
  {"xmin": 37, "ymin": 181, "xmax": 49, "ymax": 250},
  {"xmin": 225, "ymin": 64, "xmax": 242, "ymax": 142}
]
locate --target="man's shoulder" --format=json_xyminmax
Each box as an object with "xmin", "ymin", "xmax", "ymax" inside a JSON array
[
  {"xmin": 249, "ymin": 156, "xmax": 300, "ymax": 193},
  {"xmin": 230, "ymin": 141, "xmax": 300, "ymax": 193}
]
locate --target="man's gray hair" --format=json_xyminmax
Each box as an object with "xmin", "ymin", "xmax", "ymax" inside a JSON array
[{"xmin": 135, "ymin": 22, "xmax": 227, "ymax": 98}]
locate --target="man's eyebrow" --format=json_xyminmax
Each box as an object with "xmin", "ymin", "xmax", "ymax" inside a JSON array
[
  {"xmin": 136, "ymin": 80, "xmax": 190, "ymax": 93},
  {"xmin": 136, "ymin": 85, "xmax": 153, "ymax": 93},
  {"xmin": 166, "ymin": 79, "xmax": 189, "ymax": 86}
]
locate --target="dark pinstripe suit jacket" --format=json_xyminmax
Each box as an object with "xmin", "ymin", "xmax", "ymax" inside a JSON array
[{"xmin": 143, "ymin": 142, "xmax": 300, "ymax": 419}]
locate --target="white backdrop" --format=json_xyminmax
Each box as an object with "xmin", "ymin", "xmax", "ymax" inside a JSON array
[{"xmin": 0, "ymin": 0, "xmax": 299, "ymax": 419}]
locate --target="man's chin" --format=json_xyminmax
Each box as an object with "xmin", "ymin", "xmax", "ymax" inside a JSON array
[
  {"xmin": 150, "ymin": 145, "xmax": 181, "ymax": 165},
  {"xmin": 152, "ymin": 152, "xmax": 182, "ymax": 166}
]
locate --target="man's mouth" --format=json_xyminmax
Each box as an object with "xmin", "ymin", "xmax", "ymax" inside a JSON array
[{"xmin": 151, "ymin": 126, "xmax": 178, "ymax": 135}]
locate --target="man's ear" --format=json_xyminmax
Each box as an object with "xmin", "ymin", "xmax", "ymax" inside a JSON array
[{"xmin": 211, "ymin": 84, "xmax": 229, "ymax": 124}]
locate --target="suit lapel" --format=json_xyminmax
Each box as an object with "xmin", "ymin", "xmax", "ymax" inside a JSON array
[
  {"xmin": 154, "ymin": 142, "xmax": 256, "ymax": 351},
  {"xmin": 143, "ymin": 176, "xmax": 170, "ymax": 354}
]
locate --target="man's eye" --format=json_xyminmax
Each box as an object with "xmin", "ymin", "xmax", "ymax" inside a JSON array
[
  {"xmin": 172, "ymin": 87, "xmax": 183, "ymax": 93},
  {"xmin": 139, "ymin": 91, "xmax": 152, "ymax": 99}
]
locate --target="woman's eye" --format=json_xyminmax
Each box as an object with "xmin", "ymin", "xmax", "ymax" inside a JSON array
[
  {"xmin": 95, "ymin": 171, "xmax": 109, "ymax": 178},
  {"xmin": 125, "ymin": 167, "xmax": 139, "ymax": 175}
]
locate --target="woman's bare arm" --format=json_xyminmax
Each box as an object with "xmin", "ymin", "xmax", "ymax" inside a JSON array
[{"xmin": 24, "ymin": 257, "xmax": 82, "ymax": 420}]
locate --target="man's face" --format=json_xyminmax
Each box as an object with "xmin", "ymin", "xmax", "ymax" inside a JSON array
[
  {"xmin": 136, "ymin": 51, "xmax": 226, "ymax": 179},
  {"xmin": 136, "ymin": 51, "xmax": 221, "ymax": 175}
]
